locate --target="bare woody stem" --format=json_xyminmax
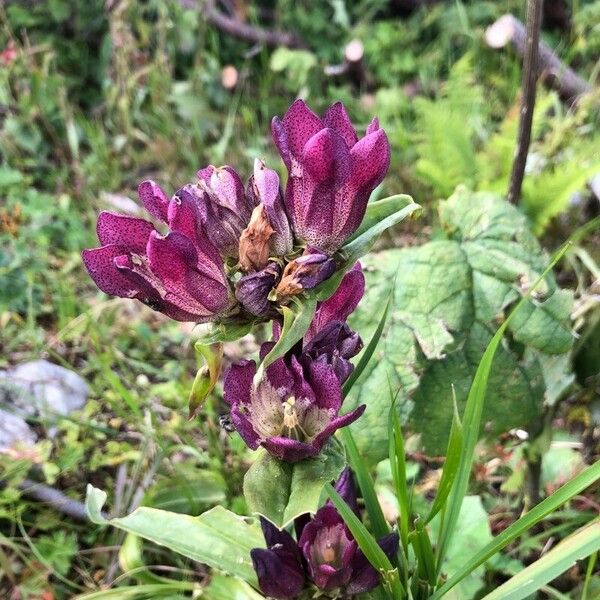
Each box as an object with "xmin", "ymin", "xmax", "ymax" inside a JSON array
[
  {"xmin": 506, "ymin": 0, "xmax": 544, "ymax": 206},
  {"xmin": 203, "ymin": 0, "xmax": 306, "ymax": 49},
  {"xmin": 486, "ymin": 14, "xmax": 592, "ymax": 105}
]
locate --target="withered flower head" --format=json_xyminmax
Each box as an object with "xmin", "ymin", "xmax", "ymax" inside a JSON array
[
  {"xmin": 238, "ymin": 204, "xmax": 275, "ymax": 272},
  {"xmin": 276, "ymin": 248, "xmax": 336, "ymax": 300}
]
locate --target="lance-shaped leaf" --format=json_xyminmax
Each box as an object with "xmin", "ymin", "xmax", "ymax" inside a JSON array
[
  {"xmin": 188, "ymin": 342, "xmax": 223, "ymax": 418},
  {"xmin": 85, "ymin": 485, "xmax": 264, "ymax": 585},
  {"xmin": 255, "ymin": 296, "xmax": 318, "ymax": 384},
  {"xmin": 243, "ymin": 439, "xmax": 346, "ymax": 528}
]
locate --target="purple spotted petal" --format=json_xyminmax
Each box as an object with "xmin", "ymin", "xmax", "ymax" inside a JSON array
[
  {"xmin": 223, "ymin": 359, "xmax": 256, "ymax": 406},
  {"xmin": 312, "ymin": 404, "xmax": 366, "ymax": 452},
  {"xmin": 307, "ymin": 263, "xmax": 365, "ymax": 341},
  {"xmin": 262, "ymin": 437, "xmax": 319, "ymax": 462},
  {"xmin": 323, "ymin": 102, "xmax": 358, "ymax": 148},
  {"xmin": 146, "ymin": 231, "xmax": 230, "ymax": 316},
  {"xmin": 236, "ymin": 262, "xmax": 280, "ymax": 317},
  {"xmin": 82, "ymin": 245, "xmax": 151, "ymax": 299},
  {"xmin": 271, "ymin": 99, "xmax": 323, "ymax": 167},
  {"xmin": 231, "ymin": 405, "xmax": 260, "ymax": 449},
  {"xmin": 251, "ymin": 158, "xmax": 293, "ymax": 256},
  {"xmin": 96, "ymin": 212, "xmax": 155, "ymax": 254},
  {"xmin": 138, "ymin": 180, "xmax": 170, "ymax": 223},
  {"xmin": 272, "ymin": 101, "xmax": 390, "ymax": 253},
  {"xmin": 306, "ymin": 360, "xmax": 342, "ymax": 411}
]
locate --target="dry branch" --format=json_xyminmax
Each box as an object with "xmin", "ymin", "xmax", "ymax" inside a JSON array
[
  {"xmin": 506, "ymin": 0, "xmax": 544, "ymax": 206},
  {"xmin": 486, "ymin": 14, "xmax": 593, "ymax": 105},
  {"xmin": 203, "ymin": 1, "xmax": 305, "ymax": 49}
]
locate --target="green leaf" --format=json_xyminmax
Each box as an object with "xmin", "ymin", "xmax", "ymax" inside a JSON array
[
  {"xmin": 243, "ymin": 439, "xmax": 346, "ymax": 528},
  {"xmin": 435, "ymin": 243, "xmax": 571, "ymax": 575},
  {"xmin": 255, "ymin": 295, "xmax": 317, "ymax": 384},
  {"xmin": 198, "ymin": 321, "xmax": 255, "ymax": 344},
  {"xmin": 342, "ymin": 291, "xmax": 393, "ymax": 398},
  {"xmin": 325, "ymin": 483, "xmax": 404, "ymax": 600},
  {"xmin": 430, "ymin": 446, "xmax": 600, "ymax": 598},
  {"xmin": 345, "ymin": 194, "xmax": 417, "ymax": 245},
  {"xmin": 480, "ymin": 521, "xmax": 600, "ymax": 600},
  {"xmin": 346, "ymin": 191, "xmax": 574, "ymax": 459},
  {"xmin": 429, "ymin": 496, "xmax": 493, "ymax": 599},
  {"xmin": 85, "ymin": 485, "xmax": 263, "ymax": 584},
  {"xmin": 425, "ymin": 396, "xmax": 463, "ymax": 524},
  {"xmin": 341, "ymin": 428, "xmax": 389, "ymax": 541},
  {"xmin": 388, "ymin": 402, "xmax": 410, "ymax": 557},
  {"xmin": 341, "ymin": 196, "xmax": 420, "ymax": 266},
  {"xmin": 188, "ymin": 343, "xmax": 223, "ymax": 418}
]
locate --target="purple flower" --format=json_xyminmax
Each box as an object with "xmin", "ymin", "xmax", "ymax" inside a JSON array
[
  {"xmin": 250, "ymin": 517, "xmax": 305, "ymax": 600},
  {"xmin": 82, "ymin": 181, "xmax": 234, "ymax": 322},
  {"xmin": 236, "ymin": 262, "xmax": 281, "ymax": 317},
  {"xmin": 223, "ymin": 356, "xmax": 365, "ymax": 463},
  {"xmin": 248, "ymin": 159, "xmax": 293, "ymax": 257},
  {"xmin": 194, "ymin": 165, "xmax": 257, "ymax": 259},
  {"xmin": 272, "ymin": 100, "xmax": 390, "ymax": 254},
  {"xmin": 276, "ymin": 247, "xmax": 336, "ymax": 299},
  {"xmin": 251, "ymin": 469, "xmax": 399, "ymax": 598}
]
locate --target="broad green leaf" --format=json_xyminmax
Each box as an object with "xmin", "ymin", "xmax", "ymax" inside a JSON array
[
  {"xmin": 243, "ymin": 439, "xmax": 345, "ymax": 528},
  {"xmin": 346, "ymin": 190, "xmax": 574, "ymax": 459},
  {"xmin": 481, "ymin": 521, "xmax": 600, "ymax": 600},
  {"xmin": 85, "ymin": 485, "xmax": 263, "ymax": 584},
  {"xmin": 144, "ymin": 470, "xmax": 227, "ymax": 514}
]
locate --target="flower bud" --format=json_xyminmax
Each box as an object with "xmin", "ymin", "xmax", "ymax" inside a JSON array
[{"xmin": 276, "ymin": 248, "xmax": 335, "ymax": 299}]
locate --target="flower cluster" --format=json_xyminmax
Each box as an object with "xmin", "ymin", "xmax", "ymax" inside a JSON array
[
  {"xmin": 251, "ymin": 469, "xmax": 399, "ymax": 599},
  {"xmin": 223, "ymin": 265, "xmax": 365, "ymax": 462},
  {"xmin": 82, "ymin": 100, "xmax": 393, "ymax": 597},
  {"xmin": 82, "ymin": 100, "xmax": 389, "ymax": 324}
]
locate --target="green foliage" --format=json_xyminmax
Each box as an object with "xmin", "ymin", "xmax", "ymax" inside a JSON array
[
  {"xmin": 347, "ymin": 189, "xmax": 574, "ymax": 458},
  {"xmin": 243, "ymin": 439, "xmax": 345, "ymax": 528},
  {"xmin": 86, "ymin": 486, "xmax": 263, "ymax": 585}
]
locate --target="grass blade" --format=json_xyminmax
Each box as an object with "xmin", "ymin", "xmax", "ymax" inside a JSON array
[
  {"xmin": 480, "ymin": 521, "xmax": 600, "ymax": 600},
  {"xmin": 431, "ymin": 460, "xmax": 600, "ymax": 599},
  {"xmin": 388, "ymin": 401, "xmax": 410, "ymax": 557},
  {"xmin": 343, "ymin": 291, "xmax": 393, "ymax": 398},
  {"xmin": 435, "ymin": 242, "xmax": 572, "ymax": 572},
  {"xmin": 325, "ymin": 483, "xmax": 404, "ymax": 600},
  {"xmin": 425, "ymin": 390, "xmax": 463, "ymax": 524},
  {"xmin": 341, "ymin": 428, "xmax": 390, "ymax": 541}
]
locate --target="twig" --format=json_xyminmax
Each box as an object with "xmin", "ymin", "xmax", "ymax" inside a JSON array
[
  {"xmin": 19, "ymin": 479, "xmax": 105, "ymax": 521},
  {"xmin": 203, "ymin": 0, "xmax": 305, "ymax": 49},
  {"xmin": 486, "ymin": 14, "xmax": 593, "ymax": 105},
  {"xmin": 324, "ymin": 39, "xmax": 374, "ymax": 90},
  {"xmin": 506, "ymin": 0, "xmax": 544, "ymax": 206}
]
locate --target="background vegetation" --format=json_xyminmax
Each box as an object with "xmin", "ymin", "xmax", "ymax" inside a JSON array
[{"xmin": 0, "ymin": 1, "xmax": 598, "ymax": 598}]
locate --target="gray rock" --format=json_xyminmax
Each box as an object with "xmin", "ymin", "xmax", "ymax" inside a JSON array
[
  {"xmin": 0, "ymin": 409, "xmax": 36, "ymax": 450},
  {"xmin": 0, "ymin": 359, "xmax": 89, "ymax": 447}
]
